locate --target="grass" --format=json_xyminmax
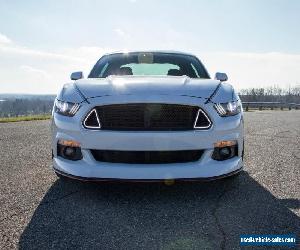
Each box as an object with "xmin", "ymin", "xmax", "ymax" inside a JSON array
[{"xmin": 0, "ymin": 114, "xmax": 51, "ymax": 123}]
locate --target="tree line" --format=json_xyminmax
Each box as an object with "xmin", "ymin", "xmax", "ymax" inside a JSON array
[
  {"xmin": 239, "ymin": 85, "xmax": 300, "ymax": 103},
  {"xmin": 0, "ymin": 98, "xmax": 54, "ymax": 117}
]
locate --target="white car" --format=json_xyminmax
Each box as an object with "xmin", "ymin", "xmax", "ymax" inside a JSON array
[{"xmin": 51, "ymin": 51, "xmax": 244, "ymax": 181}]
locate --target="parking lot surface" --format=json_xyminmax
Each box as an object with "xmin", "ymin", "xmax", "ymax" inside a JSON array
[{"xmin": 0, "ymin": 111, "xmax": 299, "ymax": 249}]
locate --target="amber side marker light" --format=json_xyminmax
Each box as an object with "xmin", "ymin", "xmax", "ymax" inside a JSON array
[
  {"xmin": 58, "ymin": 139, "xmax": 80, "ymax": 147},
  {"xmin": 214, "ymin": 140, "xmax": 237, "ymax": 148}
]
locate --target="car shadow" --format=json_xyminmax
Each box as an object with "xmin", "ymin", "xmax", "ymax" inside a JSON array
[{"xmin": 19, "ymin": 171, "xmax": 299, "ymax": 250}]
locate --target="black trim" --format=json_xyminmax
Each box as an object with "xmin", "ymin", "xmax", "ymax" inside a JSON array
[
  {"xmin": 205, "ymin": 82, "xmax": 222, "ymax": 104},
  {"xmin": 74, "ymin": 83, "xmax": 90, "ymax": 104},
  {"xmin": 90, "ymin": 149, "xmax": 204, "ymax": 164},
  {"xmin": 53, "ymin": 167, "xmax": 243, "ymax": 183}
]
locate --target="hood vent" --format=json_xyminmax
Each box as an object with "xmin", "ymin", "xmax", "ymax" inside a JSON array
[{"xmin": 83, "ymin": 109, "xmax": 101, "ymax": 129}]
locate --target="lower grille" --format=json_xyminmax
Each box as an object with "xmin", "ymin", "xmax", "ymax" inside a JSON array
[
  {"xmin": 85, "ymin": 103, "xmax": 210, "ymax": 131},
  {"xmin": 90, "ymin": 150, "xmax": 204, "ymax": 164}
]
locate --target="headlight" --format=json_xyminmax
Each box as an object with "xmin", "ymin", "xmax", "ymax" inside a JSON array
[
  {"xmin": 54, "ymin": 99, "xmax": 80, "ymax": 116},
  {"xmin": 214, "ymin": 100, "xmax": 242, "ymax": 117}
]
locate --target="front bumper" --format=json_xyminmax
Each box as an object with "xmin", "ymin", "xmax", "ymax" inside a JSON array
[
  {"xmin": 51, "ymin": 95, "xmax": 244, "ymax": 180},
  {"xmin": 54, "ymin": 166, "xmax": 243, "ymax": 182}
]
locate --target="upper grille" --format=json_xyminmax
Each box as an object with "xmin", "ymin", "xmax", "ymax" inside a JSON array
[{"xmin": 84, "ymin": 103, "xmax": 211, "ymax": 131}]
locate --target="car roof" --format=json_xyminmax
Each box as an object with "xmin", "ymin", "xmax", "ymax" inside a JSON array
[{"xmin": 103, "ymin": 50, "xmax": 197, "ymax": 57}]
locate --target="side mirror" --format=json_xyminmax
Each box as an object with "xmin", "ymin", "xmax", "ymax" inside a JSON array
[
  {"xmin": 215, "ymin": 72, "xmax": 228, "ymax": 82},
  {"xmin": 70, "ymin": 71, "xmax": 83, "ymax": 80}
]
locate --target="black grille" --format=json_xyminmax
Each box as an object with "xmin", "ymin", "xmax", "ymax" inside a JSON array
[
  {"xmin": 90, "ymin": 150, "xmax": 204, "ymax": 164},
  {"xmin": 85, "ymin": 103, "xmax": 210, "ymax": 131}
]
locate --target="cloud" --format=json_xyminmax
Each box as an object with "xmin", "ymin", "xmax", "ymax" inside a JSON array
[
  {"xmin": 0, "ymin": 33, "xmax": 299, "ymax": 94},
  {"xmin": 114, "ymin": 28, "xmax": 130, "ymax": 40},
  {"xmin": 0, "ymin": 34, "xmax": 111, "ymax": 94},
  {"xmin": 0, "ymin": 42, "xmax": 85, "ymax": 63},
  {"xmin": 0, "ymin": 33, "xmax": 11, "ymax": 44},
  {"xmin": 200, "ymin": 51, "xmax": 300, "ymax": 90},
  {"xmin": 20, "ymin": 65, "xmax": 49, "ymax": 78},
  {"xmin": 114, "ymin": 28, "xmax": 125, "ymax": 37}
]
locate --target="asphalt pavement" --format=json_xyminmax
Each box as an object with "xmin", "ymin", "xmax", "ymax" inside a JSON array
[{"xmin": 0, "ymin": 111, "xmax": 299, "ymax": 249}]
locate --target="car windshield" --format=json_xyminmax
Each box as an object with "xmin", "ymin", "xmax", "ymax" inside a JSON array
[{"xmin": 88, "ymin": 52, "xmax": 210, "ymax": 79}]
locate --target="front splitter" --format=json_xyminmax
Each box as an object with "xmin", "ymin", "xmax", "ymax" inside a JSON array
[{"xmin": 53, "ymin": 166, "xmax": 243, "ymax": 183}]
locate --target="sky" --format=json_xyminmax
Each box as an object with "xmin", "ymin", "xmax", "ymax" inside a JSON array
[{"xmin": 0, "ymin": 0, "xmax": 300, "ymax": 94}]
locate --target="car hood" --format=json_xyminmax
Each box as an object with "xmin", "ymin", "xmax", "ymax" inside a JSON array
[{"xmin": 75, "ymin": 76, "xmax": 220, "ymax": 100}]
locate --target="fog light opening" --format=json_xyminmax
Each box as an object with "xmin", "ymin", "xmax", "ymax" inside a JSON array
[
  {"xmin": 219, "ymin": 147, "xmax": 232, "ymax": 159},
  {"xmin": 63, "ymin": 147, "xmax": 76, "ymax": 158},
  {"xmin": 57, "ymin": 140, "xmax": 83, "ymax": 161},
  {"xmin": 212, "ymin": 140, "xmax": 238, "ymax": 161}
]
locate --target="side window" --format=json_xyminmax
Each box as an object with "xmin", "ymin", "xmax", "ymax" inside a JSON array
[
  {"xmin": 190, "ymin": 63, "xmax": 199, "ymax": 78},
  {"xmin": 99, "ymin": 62, "xmax": 109, "ymax": 77}
]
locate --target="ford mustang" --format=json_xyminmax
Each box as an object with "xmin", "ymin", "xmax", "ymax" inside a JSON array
[{"xmin": 51, "ymin": 51, "xmax": 244, "ymax": 181}]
